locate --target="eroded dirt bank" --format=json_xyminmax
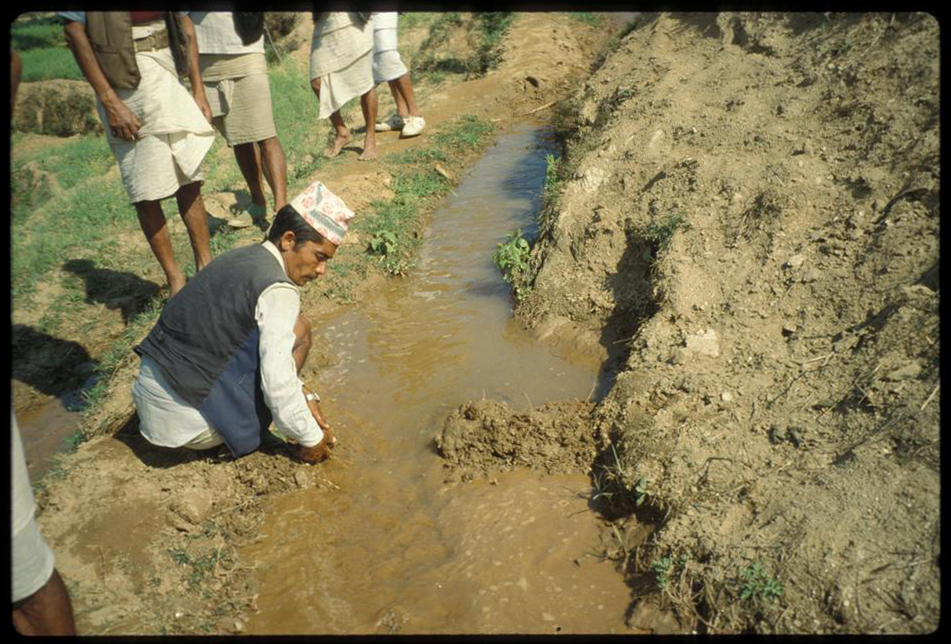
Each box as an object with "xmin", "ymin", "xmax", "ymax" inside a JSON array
[{"xmin": 438, "ymin": 12, "xmax": 940, "ymax": 634}]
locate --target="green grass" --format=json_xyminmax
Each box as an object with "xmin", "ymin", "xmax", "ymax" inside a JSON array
[
  {"xmin": 266, "ymin": 57, "xmax": 327, "ymax": 193},
  {"xmin": 18, "ymin": 47, "xmax": 84, "ymax": 81},
  {"xmin": 11, "ymin": 15, "xmax": 67, "ymax": 49},
  {"xmin": 471, "ymin": 12, "xmax": 514, "ymax": 76},
  {"xmin": 567, "ymin": 12, "xmax": 603, "ymax": 27}
]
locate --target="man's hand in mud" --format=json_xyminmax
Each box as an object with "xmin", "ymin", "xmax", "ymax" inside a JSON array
[
  {"xmin": 303, "ymin": 387, "xmax": 337, "ymax": 450},
  {"xmin": 298, "ymin": 436, "xmax": 333, "ymax": 464}
]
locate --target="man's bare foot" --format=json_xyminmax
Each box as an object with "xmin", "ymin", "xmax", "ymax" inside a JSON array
[
  {"xmin": 324, "ymin": 131, "xmax": 352, "ymax": 158},
  {"xmin": 358, "ymin": 136, "xmax": 377, "ymax": 161}
]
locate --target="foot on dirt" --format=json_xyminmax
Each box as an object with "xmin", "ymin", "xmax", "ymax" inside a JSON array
[
  {"xmin": 358, "ymin": 138, "xmax": 378, "ymax": 161},
  {"xmin": 324, "ymin": 131, "xmax": 352, "ymax": 158}
]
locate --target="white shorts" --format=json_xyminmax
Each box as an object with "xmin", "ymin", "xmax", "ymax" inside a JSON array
[{"xmin": 371, "ymin": 12, "xmax": 407, "ymax": 84}]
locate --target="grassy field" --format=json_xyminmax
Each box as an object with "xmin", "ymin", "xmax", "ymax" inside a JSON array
[{"xmin": 11, "ymin": 12, "xmax": 510, "ymax": 438}]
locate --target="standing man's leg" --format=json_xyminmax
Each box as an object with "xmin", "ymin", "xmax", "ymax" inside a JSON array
[
  {"xmin": 12, "ymin": 570, "xmax": 76, "ymax": 636},
  {"xmin": 358, "ymin": 86, "xmax": 378, "ymax": 161},
  {"xmin": 233, "ymin": 142, "xmax": 269, "ymax": 211},
  {"xmin": 258, "ymin": 137, "xmax": 288, "ymax": 210},
  {"xmin": 175, "ymin": 182, "xmax": 213, "ymax": 274},
  {"xmin": 136, "ymin": 200, "xmax": 188, "ymax": 296},
  {"xmin": 312, "ymin": 77, "xmax": 353, "ymax": 158},
  {"xmin": 389, "ymin": 73, "xmax": 421, "ymax": 119}
]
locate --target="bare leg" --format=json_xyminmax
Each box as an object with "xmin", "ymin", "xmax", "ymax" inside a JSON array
[
  {"xmin": 326, "ymin": 111, "xmax": 352, "ymax": 158},
  {"xmin": 387, "ymin": 79, "xmax": 408, "ymax": 117},
  {"xmin": 175, "ymin": 182, "xmax": 213, "ymax": 274},
  {"xmin": 12, "ymin": 570, "xmax": 77, "ymax": 636},
  {"xmin": 259, "ymin": 137, "xmax": 288, "ymax": 210},
  {"xmin": 389, "ymin": 73, "xmax": 421, "ymax": 117},
  {"xmin": 135, "ymin": 199, "xmax": 186, "ymax": 297},
  {"xmin": 311, "ymin": 77, "xmax": 351, "ymax": 158},
  {"xmin": 233, "ymin": 142, "xmax": 268, "ymax": 208},
  {"xmin": 358, "ymin": 86, "xmax": 378, "ymax": 161},
  {"xmin": 292, "ymin": 314, "xmax": 312, "ymax": 373}
]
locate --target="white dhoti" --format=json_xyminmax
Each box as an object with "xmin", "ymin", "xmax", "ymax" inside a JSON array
[
  {"xmin": 309, "ymin": 12, "xmax": 374, "ymax": 119},
  {"xmin": 98, "ymin": 22, "xmax": 215, "ymax": 204}
]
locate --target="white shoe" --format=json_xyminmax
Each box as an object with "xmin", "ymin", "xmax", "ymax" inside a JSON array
[
  {"xmin": 401, "ymin": 115, "xmax": 426, "ymax": 137},
  {"xmin": 375, "ymin": 114, "xmax": 404, "ymax": 132}
]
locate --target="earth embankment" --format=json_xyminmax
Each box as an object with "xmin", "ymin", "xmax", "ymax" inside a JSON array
[{"xmin": 440, "ymin": 12, "xmax": 940, "ymax": 634}]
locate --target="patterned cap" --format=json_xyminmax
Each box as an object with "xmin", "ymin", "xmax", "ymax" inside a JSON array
[{"xmin": 289, "ymin": 181, "xmax": 355, "ymax": 246}]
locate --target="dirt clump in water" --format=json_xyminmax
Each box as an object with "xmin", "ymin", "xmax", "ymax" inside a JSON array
[
  {"xmin": 447, "ymin": 12, "xmax": 940, "ymax": 634},
  {"xmin": 437, "ymin": 399, "xmax": 598, "ymax": 482}
]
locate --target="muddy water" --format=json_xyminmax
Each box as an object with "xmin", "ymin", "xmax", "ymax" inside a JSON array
[{"xmin": 243, "ymin": 123, "xmax": 633, "ymax": 635}]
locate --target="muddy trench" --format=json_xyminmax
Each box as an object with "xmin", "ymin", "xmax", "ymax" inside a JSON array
[{"xmin": 236, "ymin": 123, "xmax": 636, "ymax": 635}]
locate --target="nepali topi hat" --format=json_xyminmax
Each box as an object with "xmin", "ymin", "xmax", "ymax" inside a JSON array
[{"xmin": 289, "ymin": 180, "xmax": 355, "ymax": 246}]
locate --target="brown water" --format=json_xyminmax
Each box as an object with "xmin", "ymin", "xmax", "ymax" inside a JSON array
[{"xmin": 243, "ymin": 123, "xmax": 635, "ymax": 635}]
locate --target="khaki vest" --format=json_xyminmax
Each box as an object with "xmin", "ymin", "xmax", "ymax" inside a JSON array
[{"xmin": 85, "ymin": 12, "xmax": 190, "ymax": 90}]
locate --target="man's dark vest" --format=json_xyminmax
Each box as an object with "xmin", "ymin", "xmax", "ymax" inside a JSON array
[
  {"xmin": 85, "ymin": 12, "xmax": 190, "ymax": 90},
  {"xmin": 233, "ymin": 12, "xmax": 265, "ymax": 46},
  {"xmin": 135, "ymin": 244, "xmax": 295, "ymax": 457}
]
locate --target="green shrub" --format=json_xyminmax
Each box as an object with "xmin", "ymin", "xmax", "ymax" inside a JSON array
[{"xmin": 493, "ymin": 228, "xmax": 532, "ymax": 300}]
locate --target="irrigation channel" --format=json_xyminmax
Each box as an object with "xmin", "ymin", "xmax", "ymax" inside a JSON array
[{"xmin": 242, "ymin": 122, "xmax": 634, "ymax": 635}]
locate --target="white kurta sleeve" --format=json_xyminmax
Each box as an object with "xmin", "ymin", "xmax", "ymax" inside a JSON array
[{"xmin": 255, "ymin": 283, "xmax": 324, "ymax": 447}]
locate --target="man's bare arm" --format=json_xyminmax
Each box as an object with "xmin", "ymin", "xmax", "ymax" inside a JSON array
[
  {"xmin": 179, "ymin": 14, "xmax": 212, "ymax": 122},
  {"xmin": 63, "ymin": 20, "xmax": 142, "ymax": 140}
]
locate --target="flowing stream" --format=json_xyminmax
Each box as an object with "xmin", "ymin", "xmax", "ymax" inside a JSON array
[{"xmin": 242, "ymin": 122, "xmax": 633, "ymax": 634}]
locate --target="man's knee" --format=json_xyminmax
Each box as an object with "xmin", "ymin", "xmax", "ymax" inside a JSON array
[{"xmin": 310, "ymin": 78, "xmax": 321, "ymax": 95}]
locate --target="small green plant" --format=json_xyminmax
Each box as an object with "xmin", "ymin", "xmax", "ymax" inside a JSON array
[
  {"xmin": 369, "ymin": 230, "xmax": 399, "ymax": 258},
  {"xmin": 568, "ymin": 12, "xmax": 602, "ymax": 27},
  {"xmin": 493, "ymin": 228, "xmax": 532, "ymax": 300},
  {"xmin": 543, "ymin": 153, "xmax": 566, "ymax": 206},
  {"xmin": 634, "ymin": 476, "xmax": 650, "ymax": 507},
  {"xmin": 645, "ymin": 211, "xmax": 690, "ymax": 256},
  {"xmin": 651, "ymin": 553, "xmax": 688, "ymax": 590},
  {"xmin": 739, "ymin": 562, "xmax": 784, "ymax": 602}
]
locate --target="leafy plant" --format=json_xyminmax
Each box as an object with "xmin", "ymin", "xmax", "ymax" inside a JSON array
[
  {"xmin": 369, "ymin": 230, "xmax": 399, "ymax": 258},
  {"xmin": 651, "ymin": 553, "xmax": 688, "ymax": 590},
  {"xmin": 493, "ymin": 228, "xmax": 532, "ymax": 300},
  {"xmin": 634, "ymin": 476, "xmax": 650, "ymax": 507},
  {"xmin": 739, "ymin": 562, "xmax": 784, "ymax": 602}
]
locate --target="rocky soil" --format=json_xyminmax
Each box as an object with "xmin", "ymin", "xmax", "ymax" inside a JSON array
[{"xmin": 438, "ymin": 12, "xmax": 940, "ymax": 634}]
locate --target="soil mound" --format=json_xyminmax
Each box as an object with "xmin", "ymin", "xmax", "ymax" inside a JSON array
[
  {"xmin": 449, "ymin": 11, "xmax": 940, "ymax": 634},
  {"xmin": 14, "ymin": 79, "xmax": 102, "ymax": 137},
  {"xmin": 437, "ymin": 399, "xmax": 598, "ymax": 481}
]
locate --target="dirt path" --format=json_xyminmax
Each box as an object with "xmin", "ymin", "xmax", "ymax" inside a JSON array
[{"xmin": 27, "ymin": 13, "xmax": 621, "ymax": 635}]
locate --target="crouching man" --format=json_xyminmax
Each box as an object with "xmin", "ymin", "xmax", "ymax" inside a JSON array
[{"xmin": 131, "ymin": 181, "xmax": 354, "ymax": 463}]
